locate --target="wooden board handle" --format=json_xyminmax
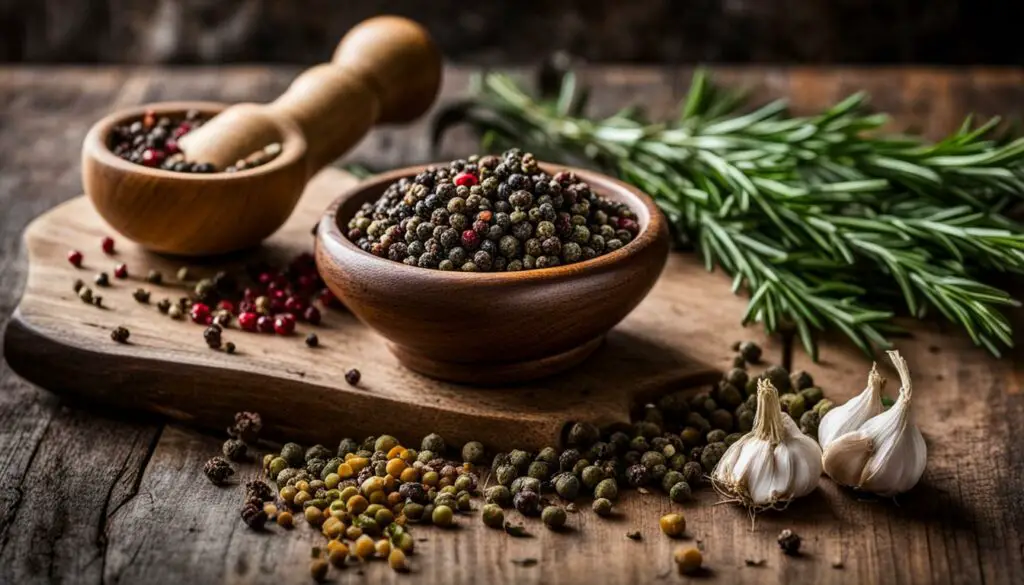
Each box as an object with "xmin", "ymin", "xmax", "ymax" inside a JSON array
[{"xmin": 178, "ymin": 16, "xmax": 441, "ymax": 172}]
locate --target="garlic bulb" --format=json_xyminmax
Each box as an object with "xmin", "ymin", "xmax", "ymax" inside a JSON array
[
  {"xmin": 822, "ymin": 350, "xmax": 927, "ymax": 496},
  {"xmin": 817, "ymin": 362, "xmax": 885, "ymax": 449},
  {"xmin": 711, "ymin": 379, "xmax": 822, "ymax": 508}
]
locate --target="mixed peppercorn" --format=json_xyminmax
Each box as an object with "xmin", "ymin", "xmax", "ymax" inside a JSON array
[
  {"xmin": 107, "ymin": 109, "xmax": 281, "ymax": 173},
  {"xmin": 198, "ymin": 340, "xmax": 833, "ymax": 580},
  {"xmin": 347, "ymin": 149, "xmax": 640, "ymax": 272}
]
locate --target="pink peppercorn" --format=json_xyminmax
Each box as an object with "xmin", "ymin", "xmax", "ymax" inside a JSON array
[
  {"xmin": 461, "ymin": 230, "xmax": 480, "ymax": 250},
  {"xmin": 618, "ymin": 218, "xmax": 639, "ymax": 235},
  {"xmin": 67, "ymin": 250, "xmax": 83, "ymax": 267},
  {"xmin": 454, "ymin": 172, "xmax": 478, "ymax": 187},
  {"xmin": 190, "ymin": 302, "xmax": 212, "ymax": 325},
  {"xmin": 284, "ymin": 296, "xmax": 306, "ymax": 315},
  {"xmin": 238, "ymin": 311, "xmax": 259, "ymax": 332},
  {"xmin": 256, "ymin": 315, "xmax": 275, "ymax": 333},
  {"xmin": 101, "ymin": 237, "xmax": 115, "ymax": 254},
  {"xmin": 114, "ymin": 263, "xmax": 128, "ymax": 279},
  {"xmin": 273, "ymin": 314, "xmax": 296, "ymax": 335},
  {"xmin": 303, "ymin": 306, "xmax": 322, "ymax": 325}
]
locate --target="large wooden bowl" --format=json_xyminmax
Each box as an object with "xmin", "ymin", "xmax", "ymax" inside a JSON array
[{"xmin": 315, "ymin": 164, "xmax": 671, "ymax": 384}]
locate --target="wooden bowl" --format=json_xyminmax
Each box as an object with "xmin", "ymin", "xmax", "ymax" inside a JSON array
[
  {"xmin": 315, "ymin": 164, "xmax": 671, "ymax": 384},
  {"xmin": 83, "ymin": 101, "xmax": 308, "ymax": 255}
]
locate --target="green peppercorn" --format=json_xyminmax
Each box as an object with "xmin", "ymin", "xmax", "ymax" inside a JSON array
[
  {"xmin": 799, "ymin": 386, "xmax": 824, "ymax": 408},
  {"xmin": 373, "ymin": 435, "xmax": 399, "ymax": 454},
  {"xmin": 779, "ymin": 393, "xmax": 807, "ymax": 420},
  {"xmin": 669, "ymin": 481, "xmax": 692, "ymax": 503},
  {"xmin": 403, "ymin": 502, "xmax": 424, "ymax": 522},
  {"xmin": 268, "ymin": 457, "xmax": 288, "ymax": 480},
  {"xmin": 456, "ymin": 492, "xmax": 472, "ymax": 511},
  {"xmin": 724, "ymin": 433, "xmax": 744, "ymax": 445},
  {"xmin": 790, "ymin": 370, "xmax": 814, "ymax": 391},
  {"xmin": 495, "ymin": 464, "xmax": 517, "ymax": 486},
  {"xmin": 554, "ymin": 473, "xmax": 581, "ymax": 500},
  {"xmin": 566, "ymin": 421, "xmax": 600, "ymax": 447},
  {"xmin": 701, "ymin": 442, "xmax": 728, "ymax": 473},
  {"xmin": 680, "ymin": 427, "xmax": 703, "ymax": 447},
  {"xmin": 541, "ymin": 506, "xmax": 567, "ymax": 530},
  {"xmin": 682, "ymin": 462, "xmax": 703, "ymax": 486},
  {"xmin": 764, "ymin": 365, "xmax": 792, "ymax": 393},
  {"xmin": 432, "ymin": 505, "xmax": 454, "ymax": 527},
  {"xmin": 661, "ymin": 470, "xmax": 685, "ymax": 493},
  {"xmin": 485, "ymin": 485, "xmax": 512, "ymax": 508},
  {"xmin": 421, "ymin": 433, "xmax": 446, "ymax": 453},
  {"xmin": 799, "ymin": 410, "xmax": 821, "ymax": 437},
  {"xmin": 508, "ymin": 449, "xmax": 532, "ymax": 473},
  {"xmin": 536, "ymin": 446, "xmax": 559, "ymax": 465},
  {"xmin": 814, "ymin": 398, "xmax": 835, "ymax": 416},
  {"xmin": 706, "ymin": 429, "xmax": 727, "ymax": 444},
  {"xmin": 482, "ymin": 503, "xmax": 505, "ymax": 528},
  {"xmin": 581, "ymin": 465, "xmax": 606, "ymax": 490},
  {"xmin": 280, "ymin": 442, "xmax": 304, "ymax": 467},
  {"xmin": 592, "ymin": 498, "xmax": 613, "ymax": 516},
  {"xmin": 527, "ymin": 461, "xmax": 550, "ymax": 481},
  {"xmin": 594, "ymin": 478, "xmax": 618, "ymax": 501},
  {"xmin": 461, "ymin": 441, "xmax": 485, "ymax": 465}
]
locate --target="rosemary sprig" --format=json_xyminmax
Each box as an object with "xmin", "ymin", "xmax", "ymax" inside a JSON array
[{"xmin": 434, "ymin": 70, "xmax": 1024, "ymax": 359}]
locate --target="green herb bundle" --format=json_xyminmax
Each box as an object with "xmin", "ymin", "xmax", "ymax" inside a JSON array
[{"xmin": 434, "ymin": 70, "xmax": 1024, "ymax": 359}]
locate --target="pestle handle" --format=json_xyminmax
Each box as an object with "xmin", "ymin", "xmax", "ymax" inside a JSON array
[{"xmin": 178, "ymin": 16, "xmax": 441, "ymax": 173}]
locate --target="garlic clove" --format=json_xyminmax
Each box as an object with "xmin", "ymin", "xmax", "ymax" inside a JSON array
[
  {"xmin": 821, "ymin": 430, "xmax": 874, "ymax": 487},
  {"xmin": 817, "ymin": 362, "xmax": 885, "ymax": 449},
  {"xmin": 821, "ymin": 350, "xmax": 927, "ymax": 497}
]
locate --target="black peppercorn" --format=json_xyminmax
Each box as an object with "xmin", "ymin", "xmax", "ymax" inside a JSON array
[
  {"xmin": 95, "ymin": 272, "xmax": 109, "ymax": 287},
  {"xmin": 345, "ymin": 368, "xmax": 361, "ymax": 386},
  {"xmin": 227, "ymin": 412, "xmax": 262, "ymax": 443},
  {"xmin": 110, "ymin": 326, "xmax": 130, "ymax": 343},
  {"xmin": 305, "ymin": 333, "xmax": 319, "ymax": 348},
  {"xmin": 203, "ymin": 325, "xmax": 222, "ymax": 349},
  {"xmin": 222, "ymin": 438, "xmax": 248, "ymax": 461},
  {"xmin": 778, "ymin": 529, "xmax": 802, "ymax": 555}
]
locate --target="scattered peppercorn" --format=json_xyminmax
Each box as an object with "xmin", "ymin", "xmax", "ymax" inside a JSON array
[
  {"xmin": 114, "ymin": 263, "xmax": 128, "ymax": 279},
  {"xmin": 541, "ymin": 506, "xmax": 567, "ymax": 530},
  {"xmin": 68, "ymin": 250, "xmax": 83, "ymax": 267},
  {"xmin": 626, "ymin": 530, "xmax": 642, "ymax": 541},
  {"xmin": 78, "ymin": 286, "xmax": 94, "ymax": 304},
  {"xmin": 222, "ymin": 438, "xmax": 247, "ymax": 461},
  {"xmin": 94, "ymin": 272, "xmax": 109, "ymax": 287},
  {"xmin": 146, "ymin": 269, "xmax": 163, "ymax": 284},
  {"xmin": 227, "ymin": 411, "xmax": 262, "ymax": 443},
  {"xmin": 305, "ymin": 333, "xmax": 319, "ymax": 348},
  {"xmin": 309, "ymin": 559, "xmax": 328, "ymax": 583},
  {"xmin": 674, "ymin": 547, "xmax": 703, "ymax": 575},
  {"xmin": 240, "ymin": 499, "xmax": 267, "ymax": 529},
  {"xmin": 592, "ymin": 498, "xmax": 613, "ymax": 516},
  {"xmin": 203, "ymin": 456, "xmax": 234, "ymax": 485},
  {"xmin": 168, "ymin": 304, "xmax": 184, "ymax": 320},
  {"xmin": 482, "ymin": 503, "xmax": 505, "ymax": 528},
  {"xmin": 225, "ymin": 341, "xmax": 236, "ymax": 354},
  {"xmin": 345, "ymin": 368, "xmax": 361, "ymax": 386},
  {"xmin": 132, "ymin": 288, "xmax": 150, "ymax": 303},
  {"xmin": 203, "ymin": 325, "xmax": 223, "ymax": 349},
  {"xmin": 110, "ymin": 326, "xmax": 130, "ymax": 343},
  {"xmin": 778, "ymin": 529, "xmax": 802, "ymax": 555},
  {"xmin": 660, "ymin": 513, "xmax": 686, "ymax": 538}
]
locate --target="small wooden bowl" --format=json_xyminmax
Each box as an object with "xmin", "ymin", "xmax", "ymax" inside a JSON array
[
  {"xmin": 315, "ymin": 164, "xmax": 671, "ymax": 384},
  {"xmin": 83, "ymin": 102, "xmax": 308, "ymax": 255}
]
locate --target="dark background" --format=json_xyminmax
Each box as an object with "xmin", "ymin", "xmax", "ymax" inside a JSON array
[{"xmin": 3, "ymin": 0, "xmax": 1023, "ymax": 64}]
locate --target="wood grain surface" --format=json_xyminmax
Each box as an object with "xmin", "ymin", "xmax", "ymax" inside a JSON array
[{"xmin": 1, "ymin": 65, "xmax": 1023, "ymax": 585}]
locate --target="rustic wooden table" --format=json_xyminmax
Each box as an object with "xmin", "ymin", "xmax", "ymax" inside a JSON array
[{"xmin": 1, "ymin": 65, "xmax": 1023, "ymax": 585}]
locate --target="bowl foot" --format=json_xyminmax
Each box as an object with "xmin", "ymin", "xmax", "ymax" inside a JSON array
[{"xmin": 388, "ymin": 337, "xmax": 605, "ymax": 385}]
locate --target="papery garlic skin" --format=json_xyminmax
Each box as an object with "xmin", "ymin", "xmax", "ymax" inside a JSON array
[
  {"xmin": 822, "ymin": 350, "xmax": 927, "ymax": 497},
  {"xmin": 712, "ymin": 380, "xmax": 822, "ymax": 508},
  {"xmin": 817, "ymin": 363, "xmax": 885, "ymax": 449}
]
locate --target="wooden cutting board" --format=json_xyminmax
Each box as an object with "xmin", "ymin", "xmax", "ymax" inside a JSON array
[{"xmin": 3, "ymin": 168, "xmax": 779, "ymax": 451}]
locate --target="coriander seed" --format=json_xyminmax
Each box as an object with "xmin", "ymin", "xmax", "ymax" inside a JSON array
[{"xmin": 660, "ymin": 513, "xmax": 686, "ymax": 538}]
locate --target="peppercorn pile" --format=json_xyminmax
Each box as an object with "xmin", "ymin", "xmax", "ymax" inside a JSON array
[
  {"xmin": 346, "ymin": 149, "xmax": 640, "ymax": 271},
  {"xmin": 200, "ymin": 341, "xmax": 835, "ymax": 581},
  {"xmin": 108, "ymin": 108, "xmax": 281, "ymax": 173},
  {"xmin": 67, "ymin": 235, "xmax": 345, "ymax": 352}
]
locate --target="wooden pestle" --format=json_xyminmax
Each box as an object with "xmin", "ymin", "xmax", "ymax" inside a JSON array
[{"xmin": 179, "ymin": 15, "xmax": 441, "ymax": 174}]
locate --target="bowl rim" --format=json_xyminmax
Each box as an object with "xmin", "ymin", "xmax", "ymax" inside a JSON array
[
  {"xmin": 83, "ymin": 100, "xmax": 306, "ymax": 181},
  {"xmin": 318, "ymin": 162, "xmax": 669, "ymax": 284}
]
